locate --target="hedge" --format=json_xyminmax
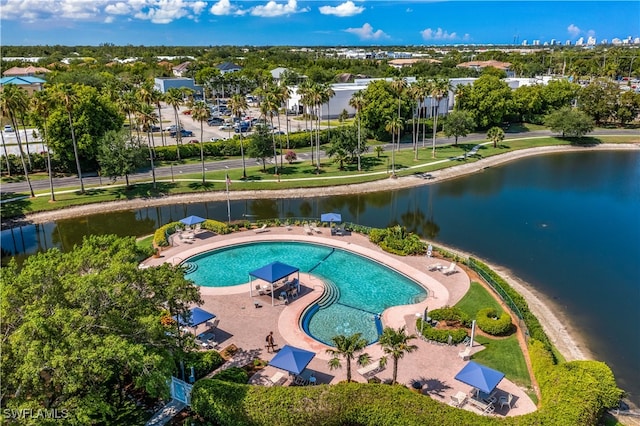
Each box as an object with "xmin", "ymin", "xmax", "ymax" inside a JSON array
[
  {"xmin": 368, "ymin": 226, "xmax": 426, "ymax": 256},
  {"xmin": 428, "ymin": 306, "xmax": 471, "ymax": 328},
  {"xmin": 153, "ymin": 219, "xmax": 230, "ymax": 247},
  {"xmin": 476, "ymin": 308, "xmax": 513, "ymax": 336},
  {"xmin": 467, "ymin": 257, "xmax": 552, "ymax": 351},
  {"xmin": 416, "ymin": 319, "xmax": 468, "ymax": 344},
  {"xmin": 212, "ymin": 367, "xmax": 249, "ymax": 384},
  {"xmin": 182, "ymin": 350, "xmax": 225, "ymax": 380}
]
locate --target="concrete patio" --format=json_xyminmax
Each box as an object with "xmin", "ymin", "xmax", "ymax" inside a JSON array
[{"xmin": 141, "ymin": 225, "xmax": 536, "ymax": 417}]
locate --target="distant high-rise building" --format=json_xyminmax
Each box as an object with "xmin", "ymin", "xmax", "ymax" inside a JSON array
[
  {"xmin": 533, "ymin": 39, "xmax": 540, "ymax": 46},
  {"xmin": 600, "ymin": 39, "xmax": 608, "ymax": 45},
  {"xmin": 587, "ymin": 36, "xmax": 596, "ymax": 45},
  {"xmin": 550, "ymin": 39, "xmax": 556, "ymax": 45},
  {"xmin": 576, "ymin": 37, "xmax": 584, "ymax": 46},
  {"xmin": 565, "ymin": 40, "xmax": 571, "ymax": 45},
  {"xmin": 634, "ymin": 37, "xmax": 640, "ymax": 44},
  {"xmin": 521, "ymin": 40, "xmax": 528, "ymax": 46},
  {"xmin": 612, "ymin": 38, "xmax": 622, "ymax": 45}
]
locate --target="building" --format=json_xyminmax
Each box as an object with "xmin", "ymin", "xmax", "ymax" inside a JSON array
[
  {"xmin": 456, "ymin": 60, "xmax": 514, "ymax": 77},
  {"xmin": 0, "ymin": 76, "xmax": 46, "ymax": 95},
  {"xmin": 387, "ymin": 58, "xmax": 441, "ymax": 69},
  {"xmin": 216, "ymin": 62, "xmax": 242, "ymax": 75},
  {"xmin": 172, "ymin": 61, "xmax": 191, "ymax": 77},
  {"xmin": 154, "ymin": 77, "xmax": 202, "ymax": 96},
  {"xmin": 2, "ymin": 66, "xmax": 50, "ymax": 77}
]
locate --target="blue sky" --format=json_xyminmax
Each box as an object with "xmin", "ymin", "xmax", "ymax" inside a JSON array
[{"xmin": 1, "ymin": 1, "xmax": 638, "ymax": 46}]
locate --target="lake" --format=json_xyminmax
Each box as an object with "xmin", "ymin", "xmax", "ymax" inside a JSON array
[{"xmin": 3, "ymin": 150, "xmax": 639, "ymax": 405}]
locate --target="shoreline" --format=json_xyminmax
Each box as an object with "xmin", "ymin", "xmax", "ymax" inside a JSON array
[{"xmin": 5, "ymin": 143, "xmax": 639, "ymax": 369}]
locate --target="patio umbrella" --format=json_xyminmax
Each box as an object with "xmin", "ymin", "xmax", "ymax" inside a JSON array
[
  {"xmin": 268, "ymin": 345, "xmax": 315, "ymax": 375},
  {"xmin": 454, "ymin": 361, "xmax": 505, "ymax": 395},
  {"xmin": 180, "ymin": 215, "xmax": 206, "ymax": 226},
  {"xmin": 320, "ymin": 212, "xmax": 342, "ymax": 223}
]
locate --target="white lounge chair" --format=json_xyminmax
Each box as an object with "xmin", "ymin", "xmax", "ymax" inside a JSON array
[
  {"xmin": 458, "ymin": 347, "xmax": 471, "ymax": 361},
  {"xmin": 428, "ymin": 263, "xmax": 442, "ymax": 271},
  {"xmin": 270, "ymin": 371, "xmax": 286, "ymax": 386},
  {"xmin": 357, "ymin": 359, "xmax": 385, "ymax": 379},
  {"xmin": 441, "ymin": 262, "xmax": 457, "ymax": 275},
  {"xmin": 254, "ymin": 224, "xmax": 269, "ymax": 233},
  {"xmin": 303, "ymin": 224, "xmax": 313, "ymax": 235}
]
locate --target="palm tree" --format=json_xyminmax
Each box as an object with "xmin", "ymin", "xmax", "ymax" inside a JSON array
[
  {"xmin": 165, "ymin": 88, "xmax": 184, "ymax": 161},
  {"xmin": 1, "ymin": 130, "xmax": 10, "ymax": 175},
  {"xmin": 385, "ymin": 115, "xmax": 403, "ymax": 177},
  {"xmin": 150, "ymin": 89, "xmax": 167, "ymax": 147},
  {"xmin": 30, "ymin": 91, "xmax": 55, "ymax": 202},
  {"xmin": 487, "ymin": 126, "xmax": 505, "ymax": 148},
  {"xmin": 297, "ymin": 80, "xmax": 315, "ymax": 165},
  {"xmin": 430, "ymin": 78, "xmax": 451, "ymax": 158},
  {"xmin": 191, "ymin": 101, "xmax": 210, "ymax": 184},
  {"xmin": 0, "ymin": 85, "xmax": 34, "ymax": 197},
  {"xmin": 52, "ymin": 84, "xmax": 85, "ymax": 193},
  {"xmin": 321, "ymin": 83, "xmax": 335, "ymax": 141},
  {"xmin": 276, "ymin": 83, "xmax": 291, "ymax": 149},
  {"xmin": 306, "ymin": 82, "xmax": 324, "ymax": 171},
  {"xmin": 378, "ymin": 326, "xmax": 418, "ymax": 385},
  {"xmin": 228, "ymin": 93, "xmax": 249, "ymax": 178},
  {"xmin": 137, "ymin": 103, "xmax": 158, "ymax": 189},
  {"xmin": 118, "ymin": 91, "xmax": 138, "ymax": 142},
  {"xmin": 260, "ymin": 90, "xmax": 280, "ymax": 175},
  {"xmin": 349, "ymin": 90, "xmax": 365, "ymax": 171},
  {"xmin": 390, "ymin": 77, "xmax": 407, "ymax": 153},
  {"xmin": 326, "ymin": 333, "xmax": 371, "ymax": 383}
]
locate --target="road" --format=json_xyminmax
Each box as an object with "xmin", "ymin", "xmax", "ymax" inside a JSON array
[{"xmin": 1, "ymin": 127, "xmax": 637, "ymax": 195}]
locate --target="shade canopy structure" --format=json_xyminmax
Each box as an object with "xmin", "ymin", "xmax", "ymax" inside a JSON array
[
  {"xmin": 180, "ymin": 215, "xmax": 206, "ymax": 226},
  {"xmin": 173, "ymin": 307, "xmax": 216, "ymax": 328},
  {"xmin": 268, "ymin": 345, "xmax": 316, "ymax": 375},
  {"xmin": 454, "ymin": 361, "xmax": 505, "ymax": 395},
  {"xmin": 320, "ymin": 212, "xmax": 342, "ymax": 223},
  {"xmin": 249, "ymin": 261, "xmax": 300, "ymax": 306}
]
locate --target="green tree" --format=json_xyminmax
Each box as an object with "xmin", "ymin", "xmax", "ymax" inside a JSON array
[
  {"xmin": 544, "ymin": 106, "xmax": 595, "ymax": 138},
  {"xmin": 429, "ymin": 78, "xmax": 451, "ymax": 158},
  {"xmin": 443, "ymin": 110, "xmax": 476, "ymax": 145},
  {"xmin": 30, "ymin": 91, "xmax": 56, "ymax": 201},
  {"xmin": 512, "ymin": 84, "xmax": 545, "ymax": 123},
  {"xmin": 228, "ymin": 93, "xmax": 249, "ymax": 178},
  {"xmin": 97, "ymin": 129, "xmax": 146, "ymax": 186},
  {"xmin": 326, "ymin": 333, "xmax": 371, "ymax": 383},
  {"xmin": 540, "ymin": 79, "xmax": 580, "ymax": 114},
  {"xmin": 457, "ymin": 75, "xmax": 512, "ymax": 129},
  {"xmin": 0, "ymin": 235, "xmax": 201, "ymax": 424},
  {"xmin": 578, "ymin": 79, "xmax": 619, "ymax": 124},
  {"xmin": 374, "ymin": 145, "xmax": 384, "ymax": 158},
  {"xmin": 165, "ymin": 88, "xmax": 184, "ymax": 160},
  {"xmin": 615, "ymin": 90, "xmax": 640, "ymax": 125},
  {"xmin": 247, "ymin": 125, "xmax": 273, "ymax": 172},
  {"xmin": 51, "ymin": 83, "xmax": 85, "ymax": 193},
  {"xmin": 0, "ymin": 84, "xmax": 34, "ymax": 197},
  {"xmin": 487, "ymin": 126, "xmax": 505, "ymax": 148},
  {"xmin": 136, "ymin": 103, "xmax": 158, "ymax": 188},
  {"xmin": 349, "ymin": 90, "xmax": 366, "ymax": 170},
  {"xmin": 361, "ymin": 80, "xmax": 409, "ymax": 141},
  {"xmin": 191, "ymin": 101, "xmax": 210, "ymax": 184},
  {"xmin": 378, "ymin": 326, "xmax": 418, "ymax": 385}
]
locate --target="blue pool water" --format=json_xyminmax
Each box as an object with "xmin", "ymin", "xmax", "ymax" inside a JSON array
[{"xmin": 185, "ymin": 241, "xmax": 427, "ymax": 345}]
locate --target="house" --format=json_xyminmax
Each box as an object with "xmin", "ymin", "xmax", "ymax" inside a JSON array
[
  {"xmin": 154, "ymin": 77, "xmax": 203, "ymax": 96},
  {"xmin": 456, "ymin": 60, "xmax": 514, "ymax": 77},
  {"xmin": 0, "ymin": 76, "xmax": 46, "ymax": 95},
  {"xmin": 388, "ymin": 58, "xmax": 441, "ymax": 69},
  {"xmin": 216, "ymin": 62, "xmax": 242, "ymax": 75},
  {"xmin": 172, "ymin": 61, "xmax": 191, "ymax": 77},
  {"xmin": 2, "ymin": 66, "xmax": 50, "ymax": 77}
]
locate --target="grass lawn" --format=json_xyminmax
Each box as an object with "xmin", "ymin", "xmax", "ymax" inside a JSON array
[
  {"xmin": 136, "ymin": 235, "xmax": 154, "ymax": 252},
  {"xmin": 455, "ymin": 282, "xmax": 503, "ymax": 319},
  {"xmin": 472, "ymin": 334, "xmax": 531, "ymax": 389}
]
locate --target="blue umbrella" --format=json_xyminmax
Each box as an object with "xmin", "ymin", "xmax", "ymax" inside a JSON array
[
  {"xmin": 320, "ymin": 212, "xmax": 342, "ymax": 223},
  {"xmin": 454, "ymin": 361, "xmax": 505, "ymax": 394},
  {"xmin": 268, "ymin": 345, "xmax": 315, "ymax": 375},
  {"xmin": 180, "ymin": 215, "xmax": 206, "ymax": 226}
]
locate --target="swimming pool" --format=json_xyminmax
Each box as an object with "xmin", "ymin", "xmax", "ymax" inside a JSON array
[{"xmin": 184, "ymin": 241, "xmax": 427, "ymax": 345}]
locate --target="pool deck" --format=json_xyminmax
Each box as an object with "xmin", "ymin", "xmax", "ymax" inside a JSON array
[{"xmin": 141, "ymin": 226, "xmax": 536, "ymax": 417}]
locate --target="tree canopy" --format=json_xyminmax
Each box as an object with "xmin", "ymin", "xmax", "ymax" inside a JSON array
[{"xmin": 0, "ymin": 235, "xmax": 201, "ymax": 425}]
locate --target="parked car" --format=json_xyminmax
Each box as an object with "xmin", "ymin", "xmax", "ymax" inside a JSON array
[
  {"xmin": 219, "ymin": 124, "xmax": 233, "ymax": 131},
  {"xmin": 165, "ymin": 124, "xmax": 179, "ymax": 132},
  {"xmin": 170, "ymin": 129, "xmax": 194, "ymax": 138},
  {"xmin": 235, "ymin": 124, "xmax": 250, "ymax": 133},
  {"xmin": 207, "ymin": 117, "xmax": 224, "ymax": 126},
  {"xmin": 3, "ymin": 125, "xmax": 14, "ymax": 132}
]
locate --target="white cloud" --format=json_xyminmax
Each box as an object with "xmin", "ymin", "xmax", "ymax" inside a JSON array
[
  {"xmin": 567, "ymin": 24, "xmax": 581, "ymax": 37},
  {"xmin": 420, "ymin": 27, "xmax": 458, "ymax": 40},
  {"xmin": 105, "ymin": 2, "xmax": 132, "ymax": 15},
  {"xmin": 210, "ymin": 0, "xmax": 233, "ymax": 15},
  {"xmin": 587, "ymin": 29, "xmax": 596, "ymax": 37},
  {"xmin": 250, "ymin": 0, "xmax": 308, "ymax": 18},
  {"xmin": 345, "ymin": 23, "xmax": 389, "ymax": 40},
  {"xmin": 319, "ymin": 1, "xmax": 364, "ymax": 17}
]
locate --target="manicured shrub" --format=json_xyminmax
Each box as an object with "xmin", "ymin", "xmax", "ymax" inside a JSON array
[
  {"xmin": 212, "ymin": 367, "xmax": 249, "ymax": 384},
  {"xmin": 476, "ymin": 307, "xmax": 513, "ymax": 336},
  {"xmin": 183, "ymin": 350, "xmax": 225, "ymax": 380},
  {"xmin": 367, "ymin": 226, "xmax": 426, "ymax": 256},
  {"xmin": 201, "ymin": 219, "xmax": 230, "ymax": 235},
  {"xmin": 416, "ymin": 319, "xmax": 468, "ymax": 344},
  {"xmin": 428, "ymin": 306, "xmax": 471, "ymax": 327},
  {"xmin": 153, "ymin": 221, "xmax": 180, "ymax": 247}
]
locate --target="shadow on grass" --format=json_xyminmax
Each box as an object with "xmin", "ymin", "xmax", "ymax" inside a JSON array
[
  {"xmin": 112, "ymin": 182, "xmax": 178, "ymax": 199},
  {"xmin": 188, "ymin": 181, "xmax": 216, "ymax": 191},
  {"xmin": 567, "ymin": 136, "xmax": 603, "ymax": 146},
  {"xmin": 0, "ymin": 197, "xmax": 32, "ymax": 221}
]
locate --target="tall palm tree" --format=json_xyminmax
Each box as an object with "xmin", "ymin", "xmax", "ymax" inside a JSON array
[
  {"xmin": 260, "ymin": 90, "xmax": 280, "ymax": 175},
  {"xmin": 136, "ymin": 103, "xmax": 158, "ymax": 189},
  {"xmin": 150, "ymin": 89, "xmax": 167, "ymax": 147},
  {"xmin": 349, "ymin": 90, "xmax": 365, "ymax": 171},
  {"xmin": 385, "ymin": 115, "xmax": 403, "ymax": 177},
  {"xmin": 228, "ymin": 93, "xmax": 248, "ymax": 178},
  {"xmin": 297, "ymin": 80, "xmax": 315, "ymax": 165},
  {"xmin": 191, "ymin": 101, "xmax": 210, "ymax": 184},
  {"xmin": 165, "ymin": 88, "xmax": 184, "ymax": 161},
  {"xmin": 117, "ymin": 91, "xmax": 138, "ymax": 142},
  {"xmin": 1, "ymin": 130, "xmax": 10, "ymax": 175},
  {"xmin": 30, "ymin": 91, "xmax": 55, "ymax": 202},
  {"xmin": 306, "ymin": 82, "xmax": 324, "ymax": 171},
  {"xmin": 430, "ymin": 78, "xmax": 451, "ymax": 158},
  {"xmin": 137, "ymin": 82, "xmax": 156, "ymax": 153},
  {"xmin": 420, "ymin": 79, "xmax": 433, "ymax": 149},
  {"xmin": 52, "ymin": 84, "xmax": 85, "ymax": 193},
  {"xmin": 0, "ymin": 85, "xmax": 34, "ymax": 197},
  {"xmin": 321, "ymin": 83, "xmax": 335, "ymax": 142},
  {"xmin": 390, "ymin": 78, "xmax": 407, "ymax": 153},
  {"xmin": 378, "ymin": 326, "xmax": 418, "ymax": 385},
  {"xmin": 276, "ymin": 83, "xmax": 292, "ymax": 149},
  {"xmin": 326, "ymin": 333, "xmax": 371, "ymax": 383}
]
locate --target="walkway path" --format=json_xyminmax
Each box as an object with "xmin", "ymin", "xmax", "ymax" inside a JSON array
[{"xmin": 144, "ymin": 399, "xmax": 186, "ymax": 426}]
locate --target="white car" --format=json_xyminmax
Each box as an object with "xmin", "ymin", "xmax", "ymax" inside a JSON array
[
  {"xmin": 219, "ymin": 124, "xmax": 233, "ymax": 131},
  {"xmin": 3, "ymin": 125, "xmax": 14, "ymax": 132}
]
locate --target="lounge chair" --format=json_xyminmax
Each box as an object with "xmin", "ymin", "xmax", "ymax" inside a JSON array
[
  {"xmin": 270, "ymin": 371, "xmax": 286, "ymax": 386},
  {"xmin": 254, "ymin": 224, "xmax": 269, "ymax": 233},
  {"xmin": 310, "ymin": 222, "xmax": 322, "ymax": 233},
  {"xmin": 458, "ymin": 347, "xmax": 471, "ymax": 361},
  {"xmin": 357, "ymin": 359, "xmax": 385, "ymax": 380},
  {"xmin": 293, "ymin": 375, "xmax": 308, "ymax": 386},
  {"xmin": 256, "ymin": 284, "xmax": 267, "ymax": 296},
  {"xmin": 442, "ymin": 262, "xmax": 457, "ymax": 275},
  {"xmin": 428, "ymin": 263, "xmax": 442, "ymax": 271},
  {"xmin": 335, "ymin": 225, "xmax": 344, "ymax": 236},
  {"xmin": 303, "ymin": 224, "xmax": 313, "ymax": 235}
]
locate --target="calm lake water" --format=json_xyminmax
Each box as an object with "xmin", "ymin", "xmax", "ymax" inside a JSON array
[{"xmin": 3, "ymin": 150, "xmax": 639, "ymax": 405}]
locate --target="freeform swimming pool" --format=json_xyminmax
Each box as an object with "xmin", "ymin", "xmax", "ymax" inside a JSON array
[{"xmin": 184, "ymin": 241, "xmax": 427, "ymax": 345}]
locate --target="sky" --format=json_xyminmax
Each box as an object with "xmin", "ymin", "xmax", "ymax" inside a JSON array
[{"xmin": 1, "ymin": 1, "xmax": 639, "ymax": 47}]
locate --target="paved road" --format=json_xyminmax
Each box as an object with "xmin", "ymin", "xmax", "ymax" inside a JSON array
[{"xmin": 1, "ymin": 128, "xmax": 637, "ymax": 195}]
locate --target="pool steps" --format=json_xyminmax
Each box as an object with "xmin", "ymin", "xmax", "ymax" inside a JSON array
[
  {"xmin": 317, "ymin": 278, "xmax": 340, "ymax": 309},
  {"xmin": 182, "ymin": 262, "xmax": 198, "ymax": 274}
]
